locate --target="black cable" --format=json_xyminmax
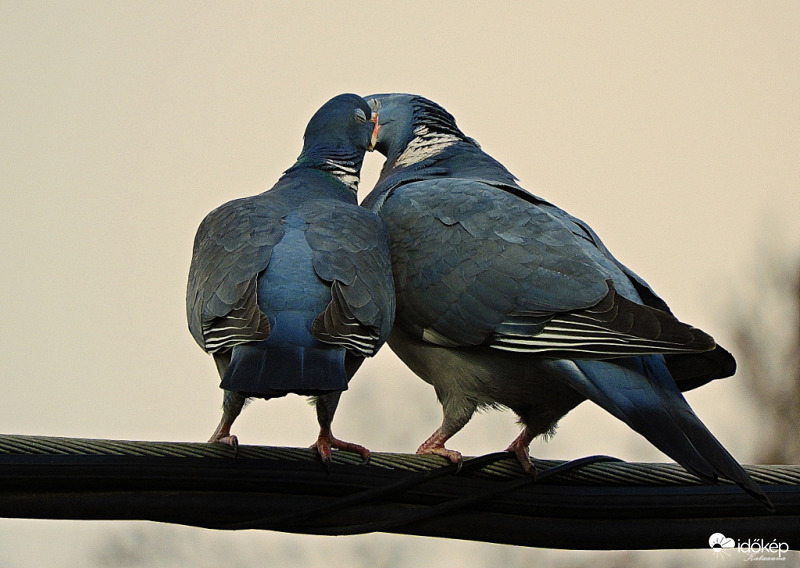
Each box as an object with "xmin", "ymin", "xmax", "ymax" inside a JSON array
[
  {"xmin": 211, "ymin": 452, "xmax": 507, "ymax": 530},
  {"xmin": 2, "ymin": 437, "xmax": 798, "ymax": 548},
  {"xmin": 311, "ymin": 455, "xmax": 624, "ymax": 535},
  {"xmin": 209, "ymin": 453, "xmax": 622, "ymax": 532}
]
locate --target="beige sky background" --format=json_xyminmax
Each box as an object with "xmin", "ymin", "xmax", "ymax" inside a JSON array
[{"xmin": 1, "ymin": 2, "xmax": 799, "ymax": 566}]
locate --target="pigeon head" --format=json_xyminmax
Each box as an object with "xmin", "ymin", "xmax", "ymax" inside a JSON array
[
  {"xmin": 366, "ymin": 93, "xmax": 469, "ymax": 164},
  {"xmin": 360, "ymin": 94, "xmax": 518, "ymax": 202},
  {"xmin": 290, "ymin": 94, "xmax": 378, "ymax": 191},
  {"xmin": 297, "ymin": 93, "xmax": 376, "ymax": 164}
]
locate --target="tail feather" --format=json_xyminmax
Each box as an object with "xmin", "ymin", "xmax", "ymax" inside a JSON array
[
  {"xmin": 222, "ymin": 342, "xmax": 347, "ymax": 398},
  {"xmin": 665, "ymin": 345, "xmax": 737, "ymax": 392},
  {"xmin": 221, "ymin": 310, "xmax": 348, "ymax": 398},
  {"xmin": 564, "ymin": 356, "xmax": 773, "ymax": 510}
]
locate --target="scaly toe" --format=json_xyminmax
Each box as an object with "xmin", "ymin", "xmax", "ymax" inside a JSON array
[
  {"xmin": 208, "ymin": 434, "xmax": 239, "ymax": 456},
  {"xmin": 417, "ymin": 446, "xmax": 463, "ymax": 465},
  {"xmin": 332, "ymin": 440, "xmax": 371, "ymax": 462},
  {"xmin": 505, "ymin": 444, "xmax": 536, "ymax": 477}
]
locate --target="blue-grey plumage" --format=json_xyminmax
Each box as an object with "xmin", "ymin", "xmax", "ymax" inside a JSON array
[
  {"xmin": 187, "ymin": 94, "xmax": 394, "ymax": 464},
  {"xmin": 362, "ymin": 93, "xmax": 770, "ymax": 509}
]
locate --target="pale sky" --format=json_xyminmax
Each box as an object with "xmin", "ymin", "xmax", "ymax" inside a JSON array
[{"xmin": 1, "ymin": 3, "xmax": 798, "ymax": 566}]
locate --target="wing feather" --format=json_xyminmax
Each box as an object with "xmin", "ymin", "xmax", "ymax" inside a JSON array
[
  {"xmin": 186, "ymin": 196, "xmax": 287, "ymax": 353},
  {"xmin": 303, "ymin": 201, "xmax": 395, "ymax": 357},
  {"xmin": 381, "ymin": 178, "xmax": 715, "ymax": 358}
]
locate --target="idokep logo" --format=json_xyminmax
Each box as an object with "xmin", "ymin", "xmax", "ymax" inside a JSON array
[{"xmin": 709, "ymin": 532, "xmax": 790, "ymax": 561}]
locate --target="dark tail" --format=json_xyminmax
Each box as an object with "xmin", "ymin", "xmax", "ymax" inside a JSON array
[
  {"xmin": 221, "ymin": 341, "xmax": 348, "ymax": 398},
  {"xmin": 665, "ymin": 344, "xmax": 737, "ymax": 392},
  {"xmin": 569, "ymin": 356, "xmax": 773, "ymax": 511}
]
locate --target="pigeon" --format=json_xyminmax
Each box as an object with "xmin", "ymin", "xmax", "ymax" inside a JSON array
[
  {"xmin": 187, "ymin": 93, "xmax": 394, "ymax": 465},
  {"xmin": 362, "ymin": 93, "xmax": 771, "ymax": 508}
]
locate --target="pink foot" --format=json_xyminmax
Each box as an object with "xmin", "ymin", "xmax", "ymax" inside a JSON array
[
  {"xmin": 506, "ymin": 430, "xmax": 536, "ymax": 475},
  {"xmin": 416, "ymin": 429, "xmax": 462, "ymax": 464},
  {"xmin": 313, "ymin": 430, "xmax": 371, "ymax": 466},
  {"xmin": 208, "ymin": 421, "xmax": 239, "ymax": 454},
  {"xmin": 209, "ymin": 434, "xmax": 238, "ymax": 449}
]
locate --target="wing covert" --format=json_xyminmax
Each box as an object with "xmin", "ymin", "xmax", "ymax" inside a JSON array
[
  {"xmin": 302, "ymin": 201, "xmax": 395, "ymax": 357},
  {"xmin": 381, "ymin": 178, "xmax": 715, "ymax": 357},
  {"xmin": 186, "ymin": 196, "xmax": 287, "ymax": 352}
]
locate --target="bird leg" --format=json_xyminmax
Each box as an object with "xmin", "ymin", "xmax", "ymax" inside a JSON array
[
  {"xmin": 416, "ymin": 428, "xmax": 463, "ymax": 464},
  {"xmin": 208, "ymin": 390, "xmax": 246, "ymax": 452},
  {"xmin": 416, "ymin": 400, "xmax": 477, "ymax": 466},
  {"xmin": 506, "ymin": 428, "xmax": 536, "ymax": 476},
  {"xmin": 312, "ymin": 392, "xmax": 371, "ymax": 467}
]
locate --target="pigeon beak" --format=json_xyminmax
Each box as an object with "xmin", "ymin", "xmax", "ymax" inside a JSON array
[
  {"xmin": 368, "ymin": 112, "xmax": 381, "ymax": 152},
  {"xmin": 367, "ymin": 99, "xmax": 381, "ymax": 152}
]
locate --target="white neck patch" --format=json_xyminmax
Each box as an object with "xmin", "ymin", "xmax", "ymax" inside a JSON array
[
  {"xmin": 324, "ymin": 160, "xmax": 360, "ymax": 191},
  {"xmin": 394, "ymin": 125, "xmax": 460, "ymax": 168}
]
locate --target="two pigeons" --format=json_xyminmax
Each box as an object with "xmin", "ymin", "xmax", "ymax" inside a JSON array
[{"xmin": 186, "ymin": 93, "xmax": 771, "ymax": 508}]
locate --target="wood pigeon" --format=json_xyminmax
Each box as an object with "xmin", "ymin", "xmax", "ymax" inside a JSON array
[
  {"xmin": 362, "ymin": 93, "xmax": 771, "ymax": 508},
  {"xmin": 187, "ymin": 94, "xmax": 394, "ymax": 465}
]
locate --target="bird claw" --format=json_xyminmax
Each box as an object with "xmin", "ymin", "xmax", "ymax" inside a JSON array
[
  {"xmin": 416, "ymin": 429, "xmax": 463, "ymax": 469},
  {"xmin": 505, "ymin": 428, "xmax": 538, "ymax": 477},
  {"xmin": 312, "ymin": 439, "xmax": 333, "ymax": 473},
  {"xmin": 505, "ymin": 439, "xmax": 537, "ymax": 478},
  {"xmin": 209, "ymin": 434, "xmax": 239, "ymax": 457},
  {"xmin": 321, "ymin": 453, "xmax": 333, "ymax": 473},
  {"xmin": 312, "ymin": 432, "xmax": 371, "ymax": 469},
  {"xmin": 416, "ymin": 445, "xmax": 463, "ymax": 467}
]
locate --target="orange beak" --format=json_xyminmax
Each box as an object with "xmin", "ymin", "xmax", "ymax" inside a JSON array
[{"xmin": 368, "ymin": 111, "xmax": 380, "ymax": 151}]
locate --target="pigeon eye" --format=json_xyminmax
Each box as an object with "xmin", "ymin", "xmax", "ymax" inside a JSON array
[{"xmin": 354, "ymin": 108, "xmax": 367, "ymax": 123}]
